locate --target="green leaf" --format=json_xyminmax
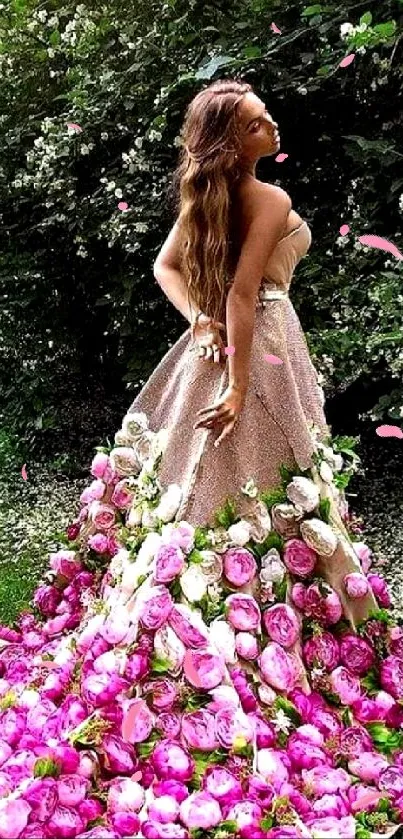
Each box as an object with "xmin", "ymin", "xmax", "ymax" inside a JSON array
[
  {"xmin": 360, "ymin": 12, "xmax": 372, "ymax": 25},
  {"xmin": 301, "ymin": 4, "xmax": 323, "ymax": 16},
  {"xmin": 150, "ymin": 654, "xmax": 172, "ymax": 674}
]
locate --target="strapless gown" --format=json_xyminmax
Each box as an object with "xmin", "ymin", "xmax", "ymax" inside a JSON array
[{"xmin": 1, "ymin": 219, "xmax": 402, "ymax": 839}]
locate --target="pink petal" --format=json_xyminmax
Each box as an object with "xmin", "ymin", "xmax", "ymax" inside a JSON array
[
  {"xmin": 131, "ymin": 771, "xmax": 142, "ymax": 783},
  {"xmin": 375, "ymin": 425, "xmax": 403, "ymax": 439},
  {"xmin": 183, "ymin": 650, "xmax": 202, "ymax": 688},
  {"xmin": 21, "ymin": 464, "xmax": 28, "ymax": 481},
  {"xmin": 118, "ymin": 202, "xmax": 129, "ymax": 211},
  {"xmin": 122, "ymin": 700, "xmax": 143, "ymax": 741},
  {"xmin": 264, "ymin": 353, "xmax": 284, "ymax": 365},
  {"xmin": 66, "ymin": 122, "xmax": 83, "ymax": 132},
  {"xmin": 339, "ymin": 54, "xmax": 355, "ymax": 68},
  {"xmin": 339, "ymin": 224, "xmax": 350, "ymax": 236},
  {"xmin": 275, "ymin": 153, "xmax": 288, "ymax": 163},
  {"xmin": 224, "ymin": 345, "xmax": 235, "ymax": 356},
  {"xmin": 358, "ymin": 234, "xmax": 403, "ymax": 261},
  {"xmin": 271, "ymin": 22, "xmax": 282, "ymax": 34}
]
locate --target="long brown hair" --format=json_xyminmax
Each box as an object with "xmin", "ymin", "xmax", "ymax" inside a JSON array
[{"xmin": 170, "ymin": 78, "xmax": 254, "ymax": 323}]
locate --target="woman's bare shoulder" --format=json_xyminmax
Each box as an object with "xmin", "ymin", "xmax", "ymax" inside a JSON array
[{"xmin": 235, "ymin": 177, "xmax": 291, "ymax": 224}]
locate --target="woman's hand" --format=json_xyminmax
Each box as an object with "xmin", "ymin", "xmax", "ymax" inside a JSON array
[
  {"xmin": 190, "ymin": 313, "xmax": 227, "ymax": 364},
  {"xmin": 193, "ymin": 384, "xmax": 246, "ymax": 447}
]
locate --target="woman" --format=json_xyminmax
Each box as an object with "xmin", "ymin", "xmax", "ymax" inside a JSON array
[{"xmin": 3, "ymin": 79, "xmax": 402, "ymax": 839}]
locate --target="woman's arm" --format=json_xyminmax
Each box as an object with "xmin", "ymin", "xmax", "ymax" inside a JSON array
[
  {"xmin": 153, "ymin": 262, "xmax": 200, "ymax": 325},
  {"xmin": 226, "ymin": 184, "xmax": 291, "ymax": 395}
]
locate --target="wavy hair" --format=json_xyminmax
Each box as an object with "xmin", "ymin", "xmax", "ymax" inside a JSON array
[{"xmin": 169, "ymin": 78, "xmax": 254, "ymax": 323}]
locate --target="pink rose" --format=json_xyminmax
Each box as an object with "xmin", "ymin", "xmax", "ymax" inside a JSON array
[
  {"xmin": 153, "ymin": 780, "xmax": 189, "ymax": 803},
  {"xmin": 378, "ymin": 766, "xmax": 403, "ymax": 798},
  {"xmin": 283, "ymin": 538, "xmax": 317, "ymax": 577},
  {"xmin": 49, "ymin": 550, "xmax": 82, "ymax": 581},
  {"xmin": 88, "ymin": 501, "xmax": 116, "ymax": 531},
  {"xmin": 348, "ymin": 751, "xmax": 389, "ymax": 783},
  {"xmin": 154, "ymin": 545, "xmax": 185, "ymax": 584},
  {"xmin": 235, "ymin": 632, "xmax": 259, "ymax": 660},
  {"xmin": 121, "ymin": 699, "xmax": 154, "ymax": 744},
  {"xmin": 380, "ymin": 655, "xmax": 403, "ymax": 700},
  {"xmin": 343, "ymin": 572, "xmax": 369, "ymax": 599},
  {"xmin": 339, "ymin": 635, "xmax": 375, "ymax": 675},
  {"xmin": 225, "ymin": 594, "xmax": 261, "ymax": 632},
  {"xmin": 180, "ymin": 791, "xmax": 222, "ymax": 830},
  {"xmin": 156, "ymin": 713, "xmax": 181, "ymax": 740},
  {"xmin": 330, "ymin": 666, "xmax": 362, "ymax": 705},
  {"xmin": 368, "ymin": 573, "xmax": 391, "ymax": 607},
  {"xmin": 138, "ymin": 586, "xmax": 174, "ymax": 630},
  {"xmin": 111, "ymin": 479, "xmax": 133, "ymax": 509},
  {"xmin": 259, "ymin": 643, "xmax": 300, "ymax": 692},
  {"xmin": 291, "ymin": 582, "xmax": 307, "ymax": 611},
  {"xmin": 288, "ymin": 739, "xmax": 330, "ymax": 771},
  {"xmin": 303, "ymin": 632, "xmax": 340, "ymax": 671},
  {"xmin": 225, "ymin": 799, "xmax": 264, "ymax": 831},
  {"xmin": 142, "ymin": 678, "xmax": 178, "ymax": 712},
  {"xmin": 223, "ymin": 547, "xmax": 257, "ymax": 587},
  {"xmin": 148, "ymin": 795, "xmax": 180, "ymax": 824},
  {"xmin": 181, "ymin": 710, "xmax": 219, "ymax": 751},
  {"xmin": 263, "ymin": 604, "xmax": 300, "ymax": 648}
]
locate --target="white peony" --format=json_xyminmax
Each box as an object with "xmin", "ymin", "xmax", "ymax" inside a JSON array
[
  {"xmin": 257, "ymin": 682, "xmax": 277, "ymax": 705},
  {"xmin": 141, "ymin": 506, "xmax": 160, "ymax": 529},
  {"xmin": 260, "ymin": 551, "xmax": 286, "ymax": 583},
  {"xmin": 121, "ymin": 411, "xmax": 149, "ymax": 442},
  {"xmin": 227, "ymin": 519, "xmax": 252, "ymax": 546},
  {"xmin": 209, "ymin": 619, "xmax": 236, "ymax": 664},
  {"xmin": 136, "ymin": 531, "xmax": 163, "ymax": 564},
  {"xmin": 110, "ymin": 548, "xmax": 129, "ymax": 578},
  {"xmin": 179, "ymin": 565, "xmax": 208, "ymax": 603},
  {"xmin": 154, "ymin": 625, "xmax": 186, "ymax": 675},
  {"xmin": 286, "ymin": 475, "xmax": 321, "ymax": 513},
  {"xmin": 126, "ymin": 503, "xmax": 143, "ymax": 527},
  {"xmin": 154, "ymin": 483, "xmax": 183, "ymax": 522}
]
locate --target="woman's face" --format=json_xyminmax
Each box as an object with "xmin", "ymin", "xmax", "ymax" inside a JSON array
[{"xmin": 237, "ymin": 92, "xmax": 280, "ymax": 165}]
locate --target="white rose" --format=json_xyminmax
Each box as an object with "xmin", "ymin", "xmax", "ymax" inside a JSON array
[
  {"xmin": 257, "ymin": 682, "xmax": 277, "ymax": 705},
  {"xmin": 114, "ymin": 429, "xmax": 131, "ymax": 446},
  {"xmin": 109, "ymin": 446, "xmax": 142, "ymax": 478},
  {"xmin": 319, "ymin": 460, "xmax": 334, "ymax": 484},
  {"xmin": 136, "ymin": 531, "xmax": 163, "ymax": 564},
  {"xmin": 209, "ymin": 619, "xmax": 236, "ymax": 664},
  {"xmin": 121, "ymin": 556, "xmax": 151, "ymax": 596},
  {"xmin": 110, "ymin": 548, "xmax": 129, "ymax": 578},
  {"xmin": 286, "ymin": 476, "xmax": 321, "ymax": 513},
  {"xmin": 154, "ymin": 484, "xmax": 183, "ymax": 522},
  {"xmin": 260, "ymin": 553, "xmax": 286, "ymax": 583},
  {"xmin": 126, "ymin": 503, "xmax": 143, "ymax": 527},
  {"xmin": 227, "ymin": 519, "xmax": 252, "ymax": 546},
  {"xmin": 198, "ymin": 550, "xmax": 223, "ymax": 583},
  {"xmin": 179, "ymin": 565, "xmax": 208, "ymax": 603},
  {"xmin": 121, "ymin": 411, "xmax": 149, "ymax": 442},
  {"xmin": 154, "ymin": 625, "xmax": 185, "ymax": 675},
  {"xmin": 142, "ymin": 506, "xmax": 160, "ymax": 529}
]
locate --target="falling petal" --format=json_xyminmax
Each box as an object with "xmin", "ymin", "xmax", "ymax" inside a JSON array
[
  {"xmin": 225, "ymin": 345, "xmax": 235, "ymax": 356},
  {"xmin": 40, "ymin": 660, "xmax": 58, "ymax": 669},
  {"xmin": 339, "ymin": 224, "xmax": 350, "ymax": 236},
  {"xmin": 375, "ymin": 425, "xmax": 403, "ymax": 439},
  {"xmin": 264, "ymin": 353, "xmax": 284, "ymax": 365},
  {"xmin": 131, "ymin": 771, "xmax": 142, "ymax": 783},
  {"xmin": 183, "ymin": 650, "xmax": 202, "ymax": 688},
  {"xmin": 21, "ymin": 464, "xmax": 28, "ymax": 481},
  {"xmin": 122, "ymin": 700, "xmax": 143, "ymax": 742},
  {"xmin": 358, "ymin": 234, "xmax": 403, "ymax": 261},
  {"xmin": 66, "ymin": 122, "xmax": 83, "ymax": 132},
  {"xmin": 118, "ymin": 202, "xmax": 129, "ymax": 211},
  {"xmin": 339, "ymin": 54, "xmax": 355, "ymax": 68},
  {"xmin": 275, "ymin": 153, "xmax": 288, "ymax": 163},
  {"xmin": 271, "ymin": 22, "xmax": 282, "ymax": 34}
]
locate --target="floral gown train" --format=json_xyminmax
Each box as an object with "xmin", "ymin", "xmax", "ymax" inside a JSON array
[{"xmin": 0, "ymin": 221, "xmax": 403, "ymax": 839}]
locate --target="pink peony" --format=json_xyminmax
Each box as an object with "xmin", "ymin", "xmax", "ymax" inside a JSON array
[
  {"xmin": 183, "ymin": 649, "xmax": 225, "ymax": 689},
  {"xmin": 148, "ymin": 795, "xmax": 180, "ymax": 824},
  {"xmin": 378, "ymin": 766, "xmax": 403, "ymax": 798},
  {"xmin": 142, "ymin": 678, "xmax": 178, "ymax": 712},
  {"xmin": 138, "ymin": 586, "xmax": 174, "ymax": 630},
  {"xmin": 311, "ymin": 793, "xmax": 350, "ymax": 819},
  {"xmin": 168, "ymin": 605, "xmax": 209, "ymax": 648},
  {"xmin": 306, "ymin": 815, "xmax": 356, "ymax": 838},
  {"xmin": 202, "ymin": 767, "xmax": 243, "ymax": 807},
  {"xmin": 339, "ymin": 634, "xmax": 375, "ymax": 675},
  {"xmin": 302, "ymin": 766, "xmax": 352, "ymax": 796},
  {"xmin": 343, "ymin": 572, "xmax": 369, "ymax": 599},
  {"xmin": 339, "ymin": 726, "xmax": 373, "ymax": 758},
  {"xmin": 288, "ymin": 739, "xmax": 330, "ymax": 771},
  {"xmin": 225, "ymin": 594, "xmax": 261, "ymax": 632},
  {"xmin": 329, "ymin": 666, "xmax": 362, "ymax": 705},
  {"xmin": 352, "ymin": 541, "xmax": 372, "ymax": 573},
  {"xmin": 235, "ymin": 632, "xmax": 259, "ymax": 660},
  {"xmin": 348, "ymin": 751, "xmax": 389, "ymax": 783},
  {"xmin": 380, "ymin": 655, "xmax": 403, "ymax": 700},
  {"xmin": 259, "ymin": 642, "xmax": 300, "ymax": 692},
  {"xmin": 348, "ymin": 783, "xmax": 382, "ymax": 814},
  {"xmin": 303, "ymin": 631, "xmax": 340, "ymax": 671},
  {"xmin": 181, "ymin": 710, "xmax": 219, "ymax": 751},
  {"xmin": 152, "ymin": 740, "xmax": 194, "ymax": 782},
  {"xmin": 304, "ymin": 582, "xmax": 342, "ymax": 625},
  {"xmin": 49, "ymin": 550, "xmax": 82, "ymax": 581},
  {"xmin": 154, "ymin": 545, "xmax": 185, "ymax": 584},
  {"xmin": 283, "ymin": 538, "xmax": 317, "ymax": 577},
  {"xmin": 256, "ymin": 749, "xmax": 289, "ymax": 791},
  {"xmin": 223, "ymin": 547, "xmax": 257, "ymax": 587},
  {"xmin": 367, "ymin": 573, "xmax": 391, "ymax": 607},
  {"xmin": 179, "ymin": 791, "xmax": 222, "ymax": 830},
  {"xmin": 291, "ymin": 582, "xmax": 307, "ymax": 611},
  {"xmin": 263, "ymin": 604, "xmax": 300, "ymax": 648},
  {"xmin": 215, "ymin": 706, "xmax": 255, "ymax": 749}
]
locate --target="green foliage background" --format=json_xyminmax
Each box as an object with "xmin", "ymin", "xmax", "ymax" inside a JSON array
[{"xmin": 0, "ymin": 0, "xmax": 402, "ymax": 473}]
